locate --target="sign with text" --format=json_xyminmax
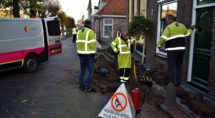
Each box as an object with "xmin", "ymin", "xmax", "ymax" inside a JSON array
[{"xmin": 98, "ymin": 83, "xmax": 135, "ymax": 118}]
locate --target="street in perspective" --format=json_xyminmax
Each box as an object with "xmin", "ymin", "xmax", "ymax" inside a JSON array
[{"xmin": 0, "ymin": 39, "xmax": 112, "ymax": 118}]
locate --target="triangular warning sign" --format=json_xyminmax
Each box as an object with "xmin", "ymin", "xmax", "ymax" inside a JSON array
[{"xmin": 98, "ymin": 83, "xmax": 136, "ymax": 118}]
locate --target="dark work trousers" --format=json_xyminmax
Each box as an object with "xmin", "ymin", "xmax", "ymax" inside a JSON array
[
  {"xmin": 78, "ymin": 55, "xmax": 94, "ymax": 89},
  {"xmin": 73, "ymin": 34, "xmax": 77, "ymax": 43},
  {"xmin": 119, "ymin": 68, "xmax": 130, "ymax": 83},
  {"xmin": 167, "ymin": 51, "xmax": 185, "ymax": 86}
]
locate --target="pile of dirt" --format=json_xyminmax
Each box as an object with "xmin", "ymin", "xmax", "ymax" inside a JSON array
[
  {"xmin": 135, "ymin": 64, "xmax": 215, "ymax": 118},
  {"xmin": 93, "ymin": 54, "xmax": 120, "ymax": 94},
  {"xmin": 135, "ymin": 65, "xmax": 169, "ymax": 87},
  {"xmin": 150, "ymin": 71, "xmax": 169, "ymax": 86},
  {"xmin": 93, "ymin": 53, "xmax": 147, "ymax": 92},
  {"xmin": 92, "ymin": 53, "xmax": 165, "ymax": 97}
]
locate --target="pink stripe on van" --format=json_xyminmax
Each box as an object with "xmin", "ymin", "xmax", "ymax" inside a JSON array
[{"xmin": 0, "ymin": 47, "xmax": 45, "ymax": 64}]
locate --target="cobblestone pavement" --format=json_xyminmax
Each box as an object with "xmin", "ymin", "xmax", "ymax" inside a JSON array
[{"xmin": 0, "ymin": 37, "xmax": 111, "ymax": 118}]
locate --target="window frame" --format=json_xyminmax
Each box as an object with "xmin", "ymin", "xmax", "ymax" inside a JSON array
[
  {"xmin": 47, "ymin": 20, "xmax": 61, "ymax": 36},
  {"xmin": 103, "ymin": 18, "xmax": 113, "ymax": 38},
  {"xmin": 197, "ymin": 0, "xmax": 215, "ymax": 5},
  {"xmin": 156, "ymin": 0, "xmax": 178, "ymax": 57}
]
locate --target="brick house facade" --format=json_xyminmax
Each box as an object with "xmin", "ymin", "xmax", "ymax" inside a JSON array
[
  {"xmin": 92, "ymin": 0, "xmax": 127, "ymax": 42},
  {"xmin": 146, "ymin": 0, "xmax": 215, "ymax": 97}
]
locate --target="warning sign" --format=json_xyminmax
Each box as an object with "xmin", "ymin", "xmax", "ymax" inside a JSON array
[
  {"xmin": 98, "ymin": 83, "xmax": 135, "ymax": 118},
  {"xmin": 111, "ymin": 92, "xmax": 127, "ymax": 112}
]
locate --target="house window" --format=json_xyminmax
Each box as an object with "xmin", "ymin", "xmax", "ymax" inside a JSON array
[
  {"xmin": 156, "ymin": 1, "xmax": 178, "ymax": 56},
  {"xmin": 103, "ymin": 19, "xmax": 113, "ymax": 38},
  {"xmin": 197, "ymin": 0, "xmax": 215, "ymax": 5}
]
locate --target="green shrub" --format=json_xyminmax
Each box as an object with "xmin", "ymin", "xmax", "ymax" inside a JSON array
[{"xmin": 128, "ymin": 16, "xmax": 152, "ymax": 39}]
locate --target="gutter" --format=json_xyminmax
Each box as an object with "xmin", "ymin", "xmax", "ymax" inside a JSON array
[{"xmin": 93, "ymin": 15, "xmax": 126, "ymax": 18}]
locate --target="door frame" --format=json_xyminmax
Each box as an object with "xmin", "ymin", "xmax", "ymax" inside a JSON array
[{"xmin": 187, "ymin": 0, "xmax": 215, "ymax": 82}]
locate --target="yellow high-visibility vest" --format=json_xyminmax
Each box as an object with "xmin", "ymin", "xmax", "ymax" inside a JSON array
[
  {"xmin": 111, "ymin": 37, "xmax": 135, "ymax": 68},
  {"xmin": 157, "ymin": 22, "xmax": 192, "ymax": 51},
  {"xmin": 76, "ymin": 27, "xmax": 96, "ymax": 54}
]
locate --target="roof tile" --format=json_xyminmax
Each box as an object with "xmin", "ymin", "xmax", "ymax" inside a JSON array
[{"xmin": 98, "ymin": 0, "xmax": 126, "ymax": 15}]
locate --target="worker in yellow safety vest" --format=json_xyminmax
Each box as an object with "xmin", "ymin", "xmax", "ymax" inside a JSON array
[
  {"xmin": 76, "ymin": 20, "xmax": 97, "ymax": 92},
  {"xmin": 111, "ymin": 32, "xmax": 136, "ymax": 83},
  {"xmin": 157, "ymin": 15, "xmax": 195, "ymax": 87},
  {"xmin": 72, "ymin": 26, "xmax": 78, "ymax": 43}
]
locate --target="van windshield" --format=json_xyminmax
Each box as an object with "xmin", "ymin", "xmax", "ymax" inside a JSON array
[{"xmin": 47, "ymin": 20, "xmax": 60, "ymax": 36}]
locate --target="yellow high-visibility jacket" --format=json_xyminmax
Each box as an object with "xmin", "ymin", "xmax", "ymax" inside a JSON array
[
  {"xmin": 111, "ymin": 37, "xmax": 135, "ymax": 68},
  {"xmin": 157, "ymin": 22, "xmax": 192, "ymax": 51},
  {"xmin": 76, "ymin": 27, "xmax": 96, "ymax": 54}
]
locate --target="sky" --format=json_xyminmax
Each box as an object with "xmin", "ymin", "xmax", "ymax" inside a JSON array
[{"xmin": 60, "ymin": 0, "xmax": 99, "ymax": 23}]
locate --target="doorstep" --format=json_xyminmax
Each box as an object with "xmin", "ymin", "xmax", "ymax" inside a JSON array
[
  {"xmin": 152, "ymin": 84, "xmax": 198, "ymax": 118},
  {"xmin": 159, "ymin": 102, "xmax": 189, "ymax": 118}
]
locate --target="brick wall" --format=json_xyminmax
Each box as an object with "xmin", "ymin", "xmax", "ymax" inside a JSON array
[
  {"xmin": 177, "ymin": 0, "xmax": 193, "ymax": 82},
  {"xmin": 113, "ymin": 17, "xmax": 128, "ymax": 35},
  {"xmin": 146, "ymin": 0, "xmax": 167, "ymax": 72},
  {"xmin": 92, "ymin": 18, "xmax": 101, "ymax": 41},
  {"xmin": 98, "ymin": 17, "xmax": 127, "ymax": 42},
  {"xmin": 209, "ymin": 11, "xmax": 215, "ymax": 96}
]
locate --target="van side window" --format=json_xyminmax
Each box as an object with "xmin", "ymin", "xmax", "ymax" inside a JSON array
[{"xmin": 47, "ymin": 20, "xmax": 60, "ymax": 36}]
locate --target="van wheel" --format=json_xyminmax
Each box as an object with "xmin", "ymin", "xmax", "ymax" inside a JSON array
[{"xmin": 23, "ymin": 55, "xmax": 39, "ymax": 72}]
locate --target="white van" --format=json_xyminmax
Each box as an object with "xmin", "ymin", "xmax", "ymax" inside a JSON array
[{"xmin": 0, "ymin": 17, "xmax": 62, "ymax": 72}]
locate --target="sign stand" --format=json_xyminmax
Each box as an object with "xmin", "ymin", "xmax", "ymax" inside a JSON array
[{"xmin": 98, "ymin": 83, "xmax": 136, "ymax": 118}]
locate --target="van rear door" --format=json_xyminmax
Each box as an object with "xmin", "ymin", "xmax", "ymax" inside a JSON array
[{"xmin": 43, "ymin": 17, "xmax": 62, "ymax": 56}]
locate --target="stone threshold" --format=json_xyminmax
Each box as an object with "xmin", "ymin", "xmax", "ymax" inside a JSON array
[{"xmin": 152, "ymin": 84, "xmax": 200, "ymax": 118}]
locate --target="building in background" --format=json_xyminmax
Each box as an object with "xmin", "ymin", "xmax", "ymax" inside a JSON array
[
  {"xmin": 146, "ymin": 0, "xmax": 215, "ymax": 97},
  {"xmin": 87, "ymin": 0, "xmax": 92, "ymax": 20},
  {"xmin": 91, "ymin": 0, "xmax": 127, "ymax": 43}
]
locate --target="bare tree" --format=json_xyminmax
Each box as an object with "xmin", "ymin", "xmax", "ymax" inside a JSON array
[
  {"xmin": 57, "ymin": 11, "xmax": 68, "ymax": 37},
  {"xmin": 44, "ymin": 0, "xmax": 61, "ymax": 17}
]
